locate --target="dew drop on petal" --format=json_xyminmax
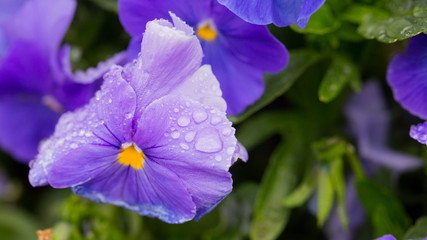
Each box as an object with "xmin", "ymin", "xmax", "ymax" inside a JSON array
[
  {"xmin": 171, "ymin": 131, "xmax": 180, "ymax": 139},
  {"xmin": 227, "ymin": 147, "xmax": 235, "ymax": 155},
  {"xmin": 210, "ymin": 116, "xmax": 221, "ymax": 125},
  {"xmin": 185, "ymin": 131, "xmax": 196, "ymax": 142},
  {"xmin": 215, "ymin": 155, "xmax": 222, "ymax": 161},
  {"xmin": 180, "ymin": 143, "xmax": 189, "ymax": 150},
  {"xmin": 177, "ymin": 116, "xmax": 191, "ymax": 127},
  {"xmin": 192, "ymin": 110, "xmax": 208, "ymax": 123},
  {"xmin": 195, "ymin": 128, "xmax": 222, "ymax": 153},
  {"xmin": 70, "ymin": 143, "xmax": 78, "ymax": 149},
  {"xmin": 222, "ymin": 128, "xmax": 231, "ymax": 136}
]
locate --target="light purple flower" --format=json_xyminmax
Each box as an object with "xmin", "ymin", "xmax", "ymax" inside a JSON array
[
  {"xmin": 217, "ymin": 0, "xmax": 326, "ymax": 28},
  {"xmin": 0, "ymin": 0, "xmax": 126, "ymax": 162},
  {"xmin": 29, "ymin": 14, "xmax": 246, "ymax": 224},
  {"xmin": 387, "ymin": 34, "xmax": 427, "ymax": 119},
  {"xmin": 375, "ymin": 235, "xmax": 427, "ymax": 240},
  {"xmin": 118, "ymin": 0, "xmax": 288, "ymax": 115}
]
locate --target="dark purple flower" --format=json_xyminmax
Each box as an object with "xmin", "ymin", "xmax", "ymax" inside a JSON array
[
  {"xmin": 118, "ymin": 0, "xmax": 288, "ymax": 115},
  {"xmin": 0, "ymin": 0, "xmax": 126, "ymax": 162},
  {"xmin": 29, "ymin": 14, "xmax": 246, "ymax": 223},
  {"xmin": 217, "ymin": 0, "xmax": 326, "ymax": 28},
  {"xmin": 387, "ymin": 34, "xmax": 427, "ymax": 119}
]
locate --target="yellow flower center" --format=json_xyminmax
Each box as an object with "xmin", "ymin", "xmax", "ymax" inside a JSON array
[
  {"xmin": 197, "ymin": 20, "xmax": 217, "ymax": 41},
  {"xmin": 118, "ymin": 143, "xmax": 144, "ymax": 169}
]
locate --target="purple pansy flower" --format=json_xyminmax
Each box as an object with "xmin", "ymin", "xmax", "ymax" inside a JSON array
[
  {"xmin": 118, "ymin": 0, "xmax": 289, "ymax": 115},
  {"xmin": 325, "ymin": 82, "xmax": 423, "ymax": 240},
  {"xmin": 375, "ymin": 235, "xmax": 427, "ymax": 240},
  {"xmin": 29, "ymin": 14, "xmax": 246, "ymax": 223},
  {"xmin": 217, "ymin": 0, "xmax": 326, "ymax": 28},
  {"xmin": 387, "ymin": 34, "xmax": 427, "ymax": 119},
  {"xmin": 0, "ymin": 0, "xmax": 126, "ymax": 162}
]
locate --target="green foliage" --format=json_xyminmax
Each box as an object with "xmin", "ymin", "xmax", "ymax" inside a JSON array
[
  {"xmin": 291, "ymin": 5, "xmax": 340, "ymax": 35},
  {"xmin": 250, "ymin": 138, "xmax": 306, "ymax": 240},
  {"xmin": 347, "ymin": 0, "xmax": 427, "ymax": 43},
  {"xmin": 318, "ymin": 56, "xmax": 361, "ymax": 102},
  {"xmin": 404, "ymin": 216, "xmax": 427, "ymax": 239},
  {"xmin": 0, "ymin": 205, "xmax": 39, "ymax": 240},
  {"xmin": 356, "ymin": 179, "xmax": 411, "ymax": 239},
  {"xmin": 231, "ymin": 50, "xmax": 323, "ymax": 123}
]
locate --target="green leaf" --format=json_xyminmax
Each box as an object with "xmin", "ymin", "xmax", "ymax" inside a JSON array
[
  {"xmin": 330, "ymin": 159, "xmax": 348, "ymax": 230},
  {"xmin": 316, "ymin": 168, "xmax": 334, "ymax": 227},
  {"xmin": 291, "ymin": 4, "xmax": 340, "ymax": 35},
  {"xmin": 250, "ymin": 140, "xmax": 305, "ymax": 240},
  {"xmin": 404, "ymin": 216, "xmax": 427, "ymax": 239},
  {"xmin": 0, "ymin": 205, "xmax": 39, "ymax": 240},
  {"xmin": 355, "ymin": 0, "xmax": 427, "ymax": 43},
  {"xmin": 356, "ymin": 179, "xmax": 411, "ymax": 239},
  {"xmin": 318, "ymin": 56, "xmax": 361, "ymax": 102},
  {"xmin": 230, "ymin": 49, "xmax": 322, "ymax": 123},
  {"xmin": 236, "ymin": 111, "xmax": 300, "ymax": 151},
  {"xmin": 90, "ymin": 0, "xmax": 118, "ymax": 13},
  {"xmin": 312, "ymin": 137, "xmax": 347, "ymax": 162},
  {"xmin": 282, "ymin": 169, "xmax": 317, "ymax": 208}
]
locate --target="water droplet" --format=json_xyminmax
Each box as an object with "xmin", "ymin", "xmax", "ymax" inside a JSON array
[
  {"xmin": 215, "ymin": 155, "xmax": 222, "ymax": 161},
  {"xmin": 174, "ymin": 108, "xmax": 179, "ymax": 113},
  {"xmin": 177, "ymin": 116, "xmax": 191, "ymax": 127},
  {"xmin": 210, "ymin": 116, "xmax": 221, "ymax": 125},
  {"xmin": 227, "ymin": 147, "xmax": 235, "ymax": 155},
  {"xmin": 171, "ymin": 131, "xmax": 180, "ymax": 139},
  {"xmin": 195, "ymin": 128, "xmax": 222, "ymax": 153},
  {"xmin": 222, "ymin": 128, "xmax": 231, "ymax": 136},
  {"xmin": 192, "ymin": 110, "xmax": 207, "ymax": 123},
  {"xmin": 108, "ymin": 98, "xmax": 112, "ymax": 103},
  {"xmin": 180, "ymin": 143, "xmax": 189, "ymax": 150},
  {"xmin": 125, "ymin": 113, "xmax": 133, "ymax": 119},
  {"xmin": 70, "ymin": 143, "xmax": 78, "ymax": 149},
  {"xmin": 185, "ymin": 131, "xmax": 196, "ymax": 142}
]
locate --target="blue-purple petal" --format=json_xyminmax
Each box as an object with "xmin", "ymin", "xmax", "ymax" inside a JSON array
[{"xmin": 387, "ymin": 34, "xmax": 427, "ymax": 119}]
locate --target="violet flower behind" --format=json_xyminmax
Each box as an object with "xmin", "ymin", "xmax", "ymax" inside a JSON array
[
  {"xmin": 29, "ymin": 14, "xmax": 246, "ymax": 224},
  {"xmin": 217, "ymin": 0, "xmax": 326, "ymax": 28},
  {"xmin": 118, "ymin": 0, "xmax": 289, "ymax": 115},
  {"xmin": 325, "ymin": 82, "xmax": 423, "ymax": 240},
  {"xmin": 0, "ymin": 0, "xmax": 126, "ymax": 162}
]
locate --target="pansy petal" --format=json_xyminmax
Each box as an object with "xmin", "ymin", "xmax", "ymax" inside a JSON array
[
  {"xmin": 133, "ymin": 95, "xmax": 236, "ymax": 217},
  {"xmin": 124, "ymin": 15, "xmax": 203, "ymax": 117},
  {"xmin": 59, "ymin": 44, "xmax": 128, "ymax": 84},
  {"xmin": 48, "ymin": 144, "xmax": 119, "ymax": 188},
  {"xmin": 202, "ymin": 37, "xmax": 264, "ymax": 115},
  {"xmin": 73, "ymin": 159, "xmax": 196, "ymax": 223},
  {"xmin": 119, "ymin": 0, "xmax": 210, "ymax": 35},
  {"xmin": 3, "ymin": 0, "xmax": 75, "ymax": 60},
  {"xmin": 170, "ymin": 65, "xmax": 227, "ymax": 112},
  {"xmin": 211, "ymin": 3, "xmax": 289, "ymax": 73},
  {"xmin": 217, "ymin": 0, "xmax": 303, "ymax": 27},
  {"xmin": 375, "ymin": 235, "xmax": 397, "ymax": 240},
  {"xmin": 0, "ymin": 0, "xmax": 26, "ymax": 23},
  {"xmin": 2, "ymin": 0, "xmax": 75, "ymax": 59},
  {"xmin": 297, "ymin": 0, "xmax": 326, "ymax": 28},
  {"xmin": 96, "ymin": 66, "xmax": 136, "ymax": 143},
  {"xmin": 387, "ymin": 34, "xmax": 427, "ymax": 119},
  {"xmin": 0, "ymin": 41, "xmax": 52, "ymax": 95},
  {"xmin": 0, "ymin": 95, "xmax": 59, "ymax": 162}
]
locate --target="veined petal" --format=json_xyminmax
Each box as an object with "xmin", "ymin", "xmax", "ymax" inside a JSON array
[
  {"xmin": 297, "ymin": 0, "xmax": 326, "ymax": 28},
  {"xmin": 48, "ymin": 144, "xmax": 119, "ymax": 188},
  {"xmin": 29, "ymin": 67, "xmax": 136, "ymax": 186},
  {"xmin": 133, "ymin": 95, "xmax": 236, "ymax": 217},
  {"xmin": 73, "ymin": 159, "xmax": 197, "ymax": 224},
  {"xmin": 387, "ymin": 34, "xmax": 427, "ymax": 119},
  {"xmin": 123, "ymin": 14, "xmax": 203, "ymax": 119}
]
